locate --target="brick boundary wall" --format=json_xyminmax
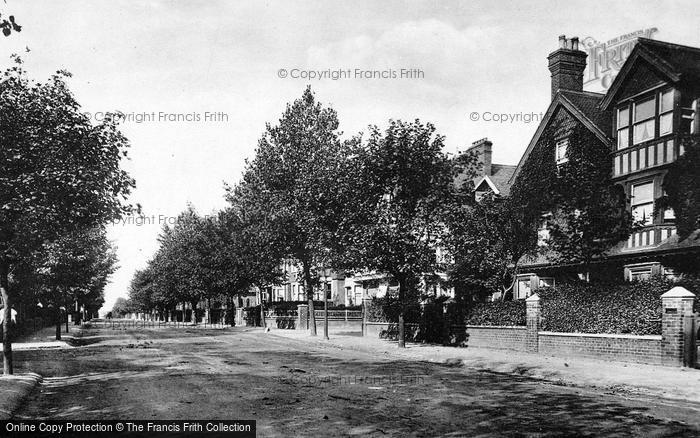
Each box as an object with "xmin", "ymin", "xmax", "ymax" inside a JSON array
[
  {"xmin": 363, "ymin": 322, "xmax": 527, "ymax": 351},
  {"xmin": 538, "ymin": 332, "xmax": 664, "ymax": 365},
  {"xmin": 361, "ymin": 287, "xmax": 697, "ymax": 368}
]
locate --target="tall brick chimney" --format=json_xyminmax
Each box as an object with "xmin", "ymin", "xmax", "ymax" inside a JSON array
[
  {"xmin": 548, "ymin": 35, "xmax": 587, "ymax": 100},
  {"xmin": 469, "ymin": 138, "xmax": 492, "ymax": 176}
]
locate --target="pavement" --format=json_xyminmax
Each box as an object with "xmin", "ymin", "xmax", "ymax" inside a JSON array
[
  {"xmin": 268, "ymin": 327, "xmax": 700, "ymax": 405},
  {"xmin": 0, "ymin": 324, "xmax": 74, "ymax": 418}
]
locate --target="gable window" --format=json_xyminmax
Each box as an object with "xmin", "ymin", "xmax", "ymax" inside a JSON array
[
  {"xmin": 631, "ymin": 181, "xmax": 655, "ymax": 225},
  {"xmin": 555, "ymin": 138, "xmax": 569, "ymax": 165}
]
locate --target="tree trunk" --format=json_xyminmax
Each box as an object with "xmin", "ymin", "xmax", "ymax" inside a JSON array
[
  {"xmin": 55, "ymin": 306, "xmax": 62, "ymax": 341},
  {"xmin": 303, "ymin": 262, "xmax": 317, "ymax": 336},
  {"xmin": 398, "ymin": 276, "xmax": 406, "ymax": 348},
  {"xmin": 65, "ymin": 300, "xmax": 69, "ymax": 333},
  {"xmin": 323, "ymin": 282, "xmax": 329, "ymax": 340},
  {"xmin": 259, "ymin": 289, "xmax": 266, "ymax": 328},
  {"xmin": 207, "ymin": 298, "xmax": 212, "ymax": 324},
  {"xmin": 191, "ymin": 301, "xmax": 198, "ymax": 325},
  {"xmin": 0, "ymin": 262, "xmax": 13, "ymax": 375}
]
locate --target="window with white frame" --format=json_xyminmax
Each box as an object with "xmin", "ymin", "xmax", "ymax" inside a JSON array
[
  {"xmin": 627, "ymin": 264, "xmax": 655, "ymax": 282},
  {"xmin": 631, "ymin": 181, "xmax": 655, "ymax": 225},
  {"xmin": 618, "ymin": 89, "xmax": 676, "ymax": 148},
  {"xmin": 681, "ymin": 96, "xmax": 697, "ymax": 134},
  {"xmin": 617, "ymin": 107, "xmax": 630, "ymax": 149},
  {"xmin": 659, "ymin": 89, "xmax": 674, "ymax": 135},
  {"xmin": 633, "ymin": 97, "xmax": 656, "ymax": 144},
  {"xmin": 555, "ymin": 138, "xmax": 569, "ymax": 165}
]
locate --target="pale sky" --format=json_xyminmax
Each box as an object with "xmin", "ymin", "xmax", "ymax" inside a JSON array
[{"xmin": 1, "ymin": 0, "xmax": 699, "ymax": 314}]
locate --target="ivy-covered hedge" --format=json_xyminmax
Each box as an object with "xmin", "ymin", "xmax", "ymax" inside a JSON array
[
  {"xmin": 538, "ymin": 277, "xmax": 700, "ymax": 335},
  {"xmin": 465, "ymin": 301, "xmax": 526, "ymax": 326}
]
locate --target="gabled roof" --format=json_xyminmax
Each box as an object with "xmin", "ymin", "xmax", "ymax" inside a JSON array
[
  {"xmin": 601, "ymin": 38, "xmax": 700, "ymax": 110},
  {"xmin": 508, "ymin": 90, "xmax": 612, "ymax": 185},
  {"xmin": 490, "ymin": 164, "xmax": 516, "ymax": 195}
]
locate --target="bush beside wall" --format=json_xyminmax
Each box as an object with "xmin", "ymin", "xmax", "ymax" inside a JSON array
[
  {"xmin": 465, "ymin": 301, "xmax": 526, "ymax": 326},
  {"xmin": 537, "ymin": 277, "xmax": 700, "ymax": 335}
]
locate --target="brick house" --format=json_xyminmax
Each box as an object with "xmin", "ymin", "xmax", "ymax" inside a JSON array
[{"xmin": 509, "ymin": 36, "xmax": 700, "ymax": 299}]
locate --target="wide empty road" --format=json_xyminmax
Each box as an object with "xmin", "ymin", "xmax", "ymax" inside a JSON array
[{"xmin": 11, "ymin": 326, "xmax": 700, "ymax": 437}]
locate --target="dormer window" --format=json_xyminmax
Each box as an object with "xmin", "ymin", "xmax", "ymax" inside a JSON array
[{"xmin": 555, "ymin": 138, "xmax": 568, "ymax": 165}]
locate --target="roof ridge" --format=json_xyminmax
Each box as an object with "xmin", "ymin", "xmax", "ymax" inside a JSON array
[
  {"xmin": 560, "ymin": 89, "xmax": 605, "ymax": 98},
  {"xmin": 638, "ymin": 37, "xmax": 700, "ymax": 55}
]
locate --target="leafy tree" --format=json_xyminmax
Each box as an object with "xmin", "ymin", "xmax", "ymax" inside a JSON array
[
  {"xmin": 32, "ymin": 227, "xmax": 117, "ymax": 340},
  {"xmin": 214, "ymin": 204, "xmax": 283, "ymax": 324},
  {"xmin": 154, "ymin": 207, "xmax": 210, "ymax": 324},
  {"xmin": 0, "ymin": 10, "xmax": 21, "ymax": 37},
  {"xmin": 238, "ymin": 87, "xmax": 350, "ymax": 335},
  {"xmin": 0, "ymin": 58, "xmax": 135, "ymax": 373},
  {"xmin": 128, "ymin": 266, "xmax": 157, "ymax": 319},
  {"xmin": 111, "ymin": 297, "xmax": 130, "ymax": 318},
  {"xmin": 444, "ymin": 194, "xmax": 535, "ymax": 301},
  {"xmin": 341, "ymin": 120, "xmax": 460, "ymax": 347},
  {"xmin": 658, "ymin": 136, "xmax": 700, "ymax": 240}
]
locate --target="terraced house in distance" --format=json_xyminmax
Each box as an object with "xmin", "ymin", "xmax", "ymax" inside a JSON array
[{"xmin": 508, "ymin": 36, "xmax": 700, "ymax": 299}]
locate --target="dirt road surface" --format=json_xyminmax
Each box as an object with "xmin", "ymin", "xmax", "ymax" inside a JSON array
[{"xmin": 11, "ymin": 326, "xmax": 700, "ymax": 437}]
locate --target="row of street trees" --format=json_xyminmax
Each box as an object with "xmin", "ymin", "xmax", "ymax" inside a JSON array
[
  {"xmin": 126, "ymin": 87, "xmax": 485, "ymax": 346},
  {"xmin": 1, "ymin": 57, "xmax": 135, "ymax": 374}
]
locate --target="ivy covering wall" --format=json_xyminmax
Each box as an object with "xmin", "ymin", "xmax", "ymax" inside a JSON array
[{"xmin": 509, "ymin": 108, "xmax": 634, "ymax": 271}]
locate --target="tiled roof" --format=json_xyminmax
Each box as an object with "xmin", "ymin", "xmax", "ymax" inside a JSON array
[
  {"xmin": 602, "ymin": 38, "xmax": 700, "ymax": 109},
  {"xmin": 488, "ymin": 164, "xmax": 517, "ymax": 196},
  {"xmin": 559, "ymin": 90, "xmax": 611, "ymax": 137},
  {"xmin": 636, "ymin": 38, "xmax": 700, "ymax": 82}
]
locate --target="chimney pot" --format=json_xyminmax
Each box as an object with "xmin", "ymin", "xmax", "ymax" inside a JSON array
[
  {"xmin": 559, "ymin": 35, "xmax": 567, "ymax": 48},
  {"xmin": 571, "ymin": 37, "xmax": 579, "ymax": 50}
]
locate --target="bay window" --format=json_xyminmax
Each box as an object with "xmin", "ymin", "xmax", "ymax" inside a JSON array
[
  {"xmin": 617, "ymin": 107, "xmax": 629, "ymax": 149},
  {"xmin": 617, "ymin": 88, "xmax": 676, "ymax": 148},
  {"xmin": 631, "ymin": 181, "xmax": 655, "ymax": 225},
  {"xmin": 681, "ymin": 96, "xmax": 698, "ymax": 134},
  {"xmin": 633, "ymin": 97, "xmax": 656, "ymax": 144},
  {"xmin": 659, "ymin": 89, "xmax": 674, "ymax": 135}
]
